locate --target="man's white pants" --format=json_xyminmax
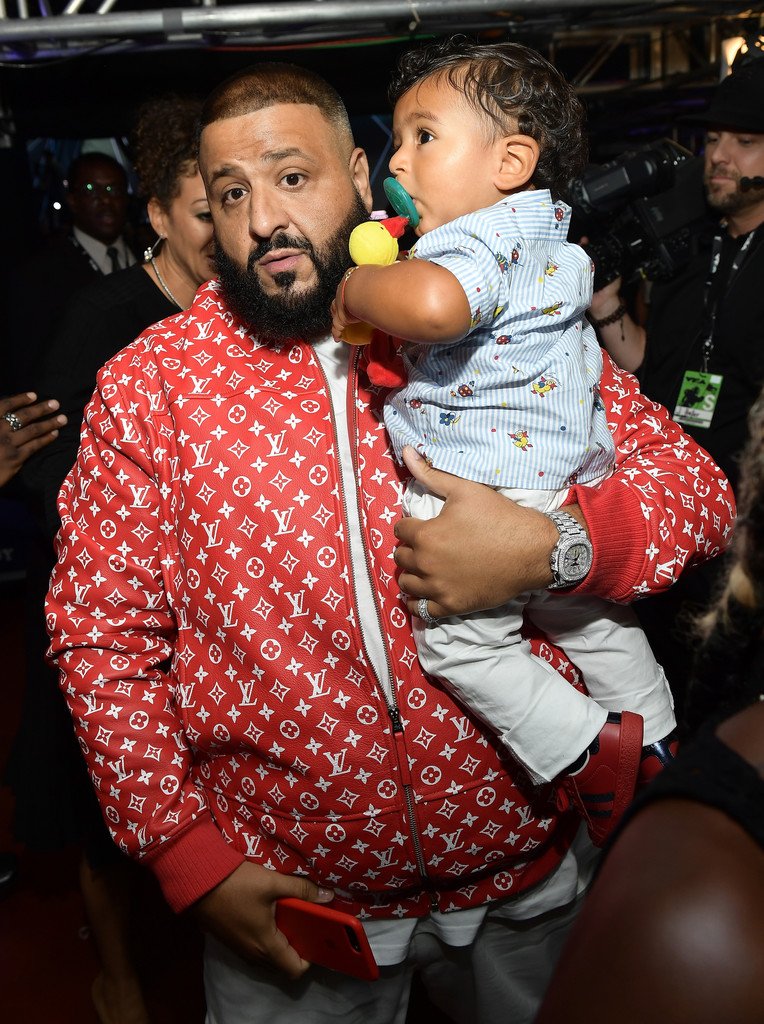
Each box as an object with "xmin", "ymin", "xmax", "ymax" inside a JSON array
[{"xmin": 204, "ymin": 894, "xmax": 583, "ymax": 1024}]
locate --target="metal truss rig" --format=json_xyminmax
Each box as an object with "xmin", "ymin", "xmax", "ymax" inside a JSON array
[{"xmin": 0, "ymin": 0, "xmax": 761, "ymax": 63}]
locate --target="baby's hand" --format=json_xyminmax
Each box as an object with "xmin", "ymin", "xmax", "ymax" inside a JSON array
[
  {"xmin": 330, "ymin": 294, "xmax": 358, "ymax": 342},
  {"xmin": 331, "ymin": 274, "xmax": 370, "ymax": 345}
]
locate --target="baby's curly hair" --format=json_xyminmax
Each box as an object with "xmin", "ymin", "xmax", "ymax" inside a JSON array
[
  {"xmin": 132, "ymin": 94, "xmax": 203, "ymax": 208},
  {"xmin": 389, "ymin": 37, "xmax": 587, "ymax": 203}
]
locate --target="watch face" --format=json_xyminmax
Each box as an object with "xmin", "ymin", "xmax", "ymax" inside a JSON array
[{"xmin": 563, "ymin": 542, "xmax": 592, "ymax": 580}]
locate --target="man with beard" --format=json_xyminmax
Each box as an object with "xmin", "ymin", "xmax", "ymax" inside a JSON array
[
  {"xmin": 45, "ymin": 63, "xmax": 732, "ymax": 1023},
  {"xmin": 589, "ymin": 57, "xmax": 764, "ymax": 715}
]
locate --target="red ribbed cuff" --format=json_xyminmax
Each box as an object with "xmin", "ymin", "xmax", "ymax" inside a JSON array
[
  {"xmin": 565, "ymin": 481, "xmax": 646, "ymax": 604},
  {"xmin": 143, "ymin": 816, "xmax": 246, "ymax": 912}
]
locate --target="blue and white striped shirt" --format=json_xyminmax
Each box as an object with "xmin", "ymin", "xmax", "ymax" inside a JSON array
[{"xmin": 384, "ymin": 190, "xmax": 615, "ymax": 489}]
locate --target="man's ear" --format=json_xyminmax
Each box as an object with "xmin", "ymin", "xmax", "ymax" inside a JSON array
[
  {"xmin": 349, "ymin": 147, "xmax": 373, "ymax": 212},
  {"xmin": 494, "ymin": 134, "xmax": 540, "ymax": 192},
  {"xmin": 147, "ymin": 197, "xmax": 169, "ymax": 239}
]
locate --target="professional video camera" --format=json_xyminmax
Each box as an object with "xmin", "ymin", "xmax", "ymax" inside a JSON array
[{"xmin": 569, "ymin": 139, "xmax": 708, "ymax": 290}]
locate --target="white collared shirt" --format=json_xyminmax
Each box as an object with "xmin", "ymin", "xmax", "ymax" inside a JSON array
[{"xmin": 73, "ymin": 226, "xmax": 136, "ymax": 274}]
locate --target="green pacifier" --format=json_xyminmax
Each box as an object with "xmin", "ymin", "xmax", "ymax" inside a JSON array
[{"xmin": 383, "ymin": 177, "xmax": 420, "ymax": 229}]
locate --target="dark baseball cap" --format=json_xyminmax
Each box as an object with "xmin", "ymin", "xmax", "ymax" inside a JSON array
[{"xmin": 685, "ymin": 57, "xmax": 764, "ymax": 132}]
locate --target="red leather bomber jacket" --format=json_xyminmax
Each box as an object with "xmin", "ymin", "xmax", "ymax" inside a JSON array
[{"xmin": 47, "ymin": 282, "xmax": 734, "ymax": 917}]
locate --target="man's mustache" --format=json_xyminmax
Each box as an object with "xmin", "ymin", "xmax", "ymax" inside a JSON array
[{"xmin": 246, "ymin": 233, "xmax": 315, "ymax": 273}]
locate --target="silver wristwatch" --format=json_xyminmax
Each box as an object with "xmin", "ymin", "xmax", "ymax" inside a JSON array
[{"xmin": 545, "ymin": 510, "xmax": 593, "ymax": 590}]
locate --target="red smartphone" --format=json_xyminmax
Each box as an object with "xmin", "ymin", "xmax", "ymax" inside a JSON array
[{"xmin": 275, "ymin": 898, "xmax": 379, "ymax": 981}]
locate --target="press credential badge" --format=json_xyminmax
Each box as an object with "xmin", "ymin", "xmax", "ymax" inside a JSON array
[{"xmin": 673, "ymin": 370, "xmax": 723, "ymax": 429}]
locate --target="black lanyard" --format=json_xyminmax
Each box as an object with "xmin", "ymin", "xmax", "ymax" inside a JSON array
[
  {"xmin": 700, "ymin": 227, "xmax": 756, "ymax": 372},
  {"xmin": 68, "ymin": 233, "xmax": 105, "ymax": 276}
]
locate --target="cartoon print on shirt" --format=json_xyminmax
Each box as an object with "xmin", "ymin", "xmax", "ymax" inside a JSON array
[
  {"xmin": 509, "ymin": 429, "xmax": 533, "ymax": 450},
  {"xmin": 531, "ymin": 376, "xmax": 558, "ymax": 398},
  {"xmin": 451, "ymin": 380, "xmax": 476, "ymax": 398}
]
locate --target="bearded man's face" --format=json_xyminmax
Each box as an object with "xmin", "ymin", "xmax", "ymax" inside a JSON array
[
  {"xmin": 704, "ymin": 127, "xmax": 764, "ymax": 218},
  {"xmin": 199, "ymin": 104, "xmax": 372, "ymax": 342},
  {"xmin": 215, "ymin": 190, "xmax": 369, "ymax": 342}
]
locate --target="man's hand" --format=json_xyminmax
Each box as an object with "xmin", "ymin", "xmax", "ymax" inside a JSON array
[
  {"xmin": 394, "ymin": 447, "xmax": 589, "ymax": 618},
  {"xmin": 0, "ymin": 392, "xmax": 67, "ymax": 488},
  {"xmin": 192, "ymin": 861, "xmax": 334, "ymax": 979}
]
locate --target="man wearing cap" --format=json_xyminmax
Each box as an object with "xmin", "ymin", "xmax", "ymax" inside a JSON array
[{"xmin": 590, "ymin": 56, "xmax": 764, "ymax": 712}]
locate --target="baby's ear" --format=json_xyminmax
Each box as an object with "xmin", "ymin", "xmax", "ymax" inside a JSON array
[{"xmin": 494, "ymin": 134, "xmax": 540, "ymax": 192}]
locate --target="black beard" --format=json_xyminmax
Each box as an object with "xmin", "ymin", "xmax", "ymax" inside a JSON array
[
  {"xmin": 707, "ymin": 188, "xmax": 744, "ymax": 215},
  {"xmin": 705, "ymin": 174, "xmax": 757, "ymax": 216},
  {"xmin": 215, "ymin": 190, "xmax": 370, "ymax": 344}
]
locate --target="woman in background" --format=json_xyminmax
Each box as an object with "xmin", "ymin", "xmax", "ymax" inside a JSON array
[{"xmin": 24, "ymin": 93, "xmax": 215, "ymax": 536}]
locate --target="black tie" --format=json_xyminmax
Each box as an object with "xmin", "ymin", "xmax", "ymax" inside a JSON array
[{"xmin": 106, "ymin": 246, "xmax": 121, "ymax": 273}]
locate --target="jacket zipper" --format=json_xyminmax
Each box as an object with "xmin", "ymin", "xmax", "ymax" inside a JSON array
[
  {"xmin": 346, "ymin": 350, "xmax": 432, "ymax": 892},
  {"xmin": 388, "ymin": 704, "xmax": 433, "ymax": 899},
  {"xmin": 313, "ymin": 344, "xmax": 431, "ymax": 891}
]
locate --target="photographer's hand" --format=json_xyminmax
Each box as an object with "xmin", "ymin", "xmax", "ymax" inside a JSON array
[
  {"xmin": 588, "ymin": 275, "xmax": 622, "ymax": 321},
  {"xmin": 587, "ymin": 277, "xmax": 646, "ymax": 375}
]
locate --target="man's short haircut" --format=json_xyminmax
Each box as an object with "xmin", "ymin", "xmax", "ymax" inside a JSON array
[
  {"xmin": 389, "ymin": 36, "xmax": 588, "ymax": 202},
  {"xmin": 199, "ymin": 62, "xmax": 354, "ymax": 154},
  {"xmin": 66, "ymin": 152, "xmax": 127, "ymax": 190}
]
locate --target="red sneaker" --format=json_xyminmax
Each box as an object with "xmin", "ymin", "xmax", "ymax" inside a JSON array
[
  {"xmin": 638, "ymin": 733, "xmax": 678, "ymax": 786},
  {"xmin": 556, "ymin": 711, "xmax": 644, "ymax": 847}
]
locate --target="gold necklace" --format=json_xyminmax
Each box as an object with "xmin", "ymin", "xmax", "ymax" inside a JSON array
[{"xmin": 149, "ymin": 256, "xmax": 183, "ymax": 309}]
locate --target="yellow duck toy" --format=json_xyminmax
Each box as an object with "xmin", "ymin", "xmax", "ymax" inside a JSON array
[
  {"xmin": 342, "ymin": 214, "xmax": 410, "ymax": 347},
  {"xmin": 349, "ymin": 218, "xmax": 403, "ymax": 267}
]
